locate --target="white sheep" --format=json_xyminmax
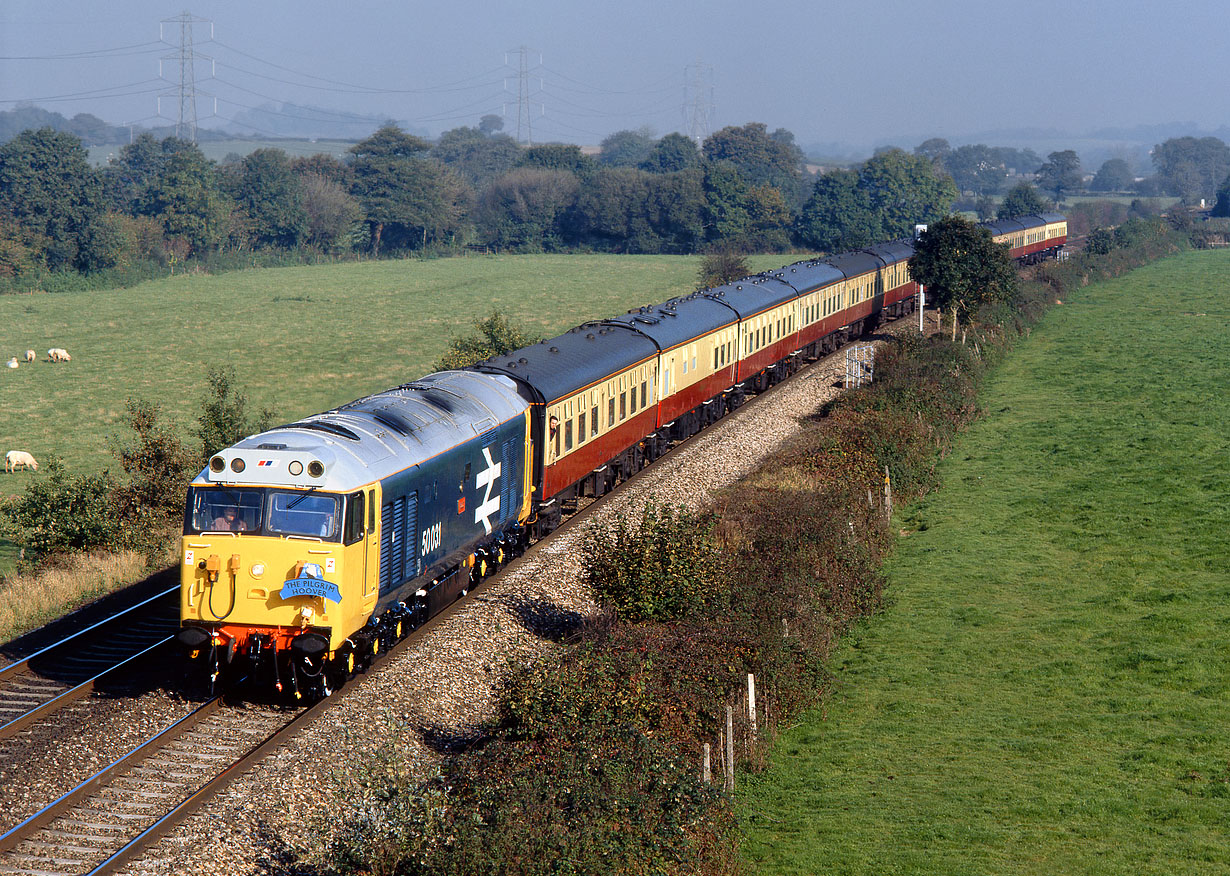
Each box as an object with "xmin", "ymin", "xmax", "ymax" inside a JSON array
[
  {"xmin": 5, "ymin": 358, "xmax": 16, "ymax": 369},
  {"xmin": 24, "ymin": 349, "xmax": 34, "ymax": 363},
  {"xmin": 47, "ymin": 348, "xmax": 71, "ymax": 363},
  {"xmin": 4, "ymin": 450, "xmax": 38, "ymax": 473}
]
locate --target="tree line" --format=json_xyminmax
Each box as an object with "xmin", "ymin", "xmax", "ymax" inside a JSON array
[
  {"xmin": 4, "ymin": 114, "xmax": 1230, "ymax": 288},
  {"xmin": 0, "ymin": 120, "xmax": 953, "ymax": 284}
]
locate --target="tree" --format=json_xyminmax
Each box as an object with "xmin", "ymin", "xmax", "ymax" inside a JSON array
[
  {"xmin": 701, "ymin": 161, "xmax": 751, "ymax": 244},
  {"xmin": 944, "ymin": 144, "xmax": 1009, "ymax": 196},
  {"xmin": 515, "ymin": 144, "xmax": 596, "ymax": 179},
  {"xmin": 225, "ymin": 148, "xmax": 308, "ymax": 248},
  {"xmin": 640, "ymin": 133, "xmax": 701, "ymax": 173},
  {"xmin": 1212, "ymin": 171, "xmax": 1230, "ymax": 217},
  {"xmin": 1151, "ymin": 136, "xmax": 1230, "ymax": 203},
  {"xmin": 998, "ymin": 182, "xmax": 1049, "ymax": 219},
  {"xmin": 703, "ymin": 122, "xmax": 805, "ymax": 205},
  {"xmin": 350, "ymin": 125, "xmax": 472, "ymax": 253},
  {"xmin": 475, "ymin": 167, "xmax": 580, "ymax": 251},
  {"xmin": 914, "ymin": 137, "xmax": 951, "ymax": 166},
  {"xmin": 144, "ymin": 145, "xmax": 231, "ymax": 256},
  {"xmin": 908, "ymin": 214, "xmax": 1018, "ymax": 325},
  {"xmin": 1089, "ymin": 158, "xmax": 1133, "ymax": 192},
  {"xmin": 110, "ymin": 398, "xmax": 200, "ymax": 526},
  {"xmin": 436, "ymin": 312, "xmax": 541, "ymax": 370},
  {"xmin": 478, "ymin": 114, "xmax": 504, "ymax": 136},
  {"xmin": 0, "ymin": 127, "xmax": 103, "ymax": 270},
  {"xmin": 570, "ymin": 167, "xmax": 656, "ymax": 252},
  {"xmin": 794, "ymin": 168, "xmax": 880, "ymax": 253},
  {"xmin": 745, "ymin": 184, "xmax": 792, "ymax": 251},
  {"xmin": 1034, "ymin": 150, "xmax": 1083, "ymax": 201},
  {"xmin": 299, "ymin": 172, "xmax": 362, "ymax": 250},
  {"xmin": 598, "ymin": 128, "xmax": 655, "ymax": 168},
  {"xmin": 858, "ymin": 148, "xmax": 957, "ymax": 239},
  {"xmin": 432, "ymin": 126, "xmax": 520, "ymax": 190}
]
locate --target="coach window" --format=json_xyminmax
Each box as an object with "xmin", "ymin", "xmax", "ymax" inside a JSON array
[
  {"xmin": 578, "ymin": 409, "xmax": 586, "ymax": 443},
  {"xmin": 591, "ymin": 399, "xmax": 599, "ymax": 436},
  {"xmin": 630, "ymin": 381, "xmax": 637, "ymax": 414},
  {"xmin": 620, "ymin": 390, "xmax": 627, "ymax": 420},
  {"xmin": 565, "ymin": 418, "xmax": 573, "ymax": 452},
  {"xmin": 608, "ymin": 395, "xmax": 616, "ymax": 426}
]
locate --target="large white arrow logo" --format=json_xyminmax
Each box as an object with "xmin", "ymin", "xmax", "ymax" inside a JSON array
[{"xmin": 474, "ymin": 446, "xmax": 501, "ymax": 534}]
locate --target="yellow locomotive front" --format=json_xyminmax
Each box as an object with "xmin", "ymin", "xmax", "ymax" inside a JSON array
[{"xmin": 178, "ymin": 447, "xmax": 382, "ymax": 698}]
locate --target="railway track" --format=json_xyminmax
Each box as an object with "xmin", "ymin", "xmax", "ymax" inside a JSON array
[{"xmin": 0, "ymin": 587, "xmax": 180, "ymax": 743}]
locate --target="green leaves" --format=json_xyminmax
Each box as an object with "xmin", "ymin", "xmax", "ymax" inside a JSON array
[{"xmin": 581, "ymin": 501, "xmax": 727, "ymax": 624}]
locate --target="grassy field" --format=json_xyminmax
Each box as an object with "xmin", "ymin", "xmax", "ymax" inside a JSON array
[
  {"xmin": 0, "ymin": 252, "xmax": 790, "ymax": 569},
  {"xmin": 739, "ymin": 249, "xmax": 1230, "ymax": 873}
]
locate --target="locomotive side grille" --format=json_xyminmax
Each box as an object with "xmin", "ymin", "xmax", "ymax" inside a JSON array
[{"xmin": 403, "ymin": 492, "xmax": 419, "ymax": 580}]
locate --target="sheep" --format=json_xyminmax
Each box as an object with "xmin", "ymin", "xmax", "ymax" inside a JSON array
[
  {"xmin": 24, "ymin": 349, "xmax": 34, "ymax": 363},
  {"xmin": 5, "ymin": 358, "xmax": 16, "ymax": 369},
  {"xmin": 4, "ymin": 450, "xmax": 38, "ymax": 473},
  {"xmin": 47, "ymin": 348, "xmax": 71, "ymax": 363}
]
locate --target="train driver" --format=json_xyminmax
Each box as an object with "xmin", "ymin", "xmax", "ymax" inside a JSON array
[{"xmin": 213, "ymin": 506, "xmax": 248, "ymax": 532}]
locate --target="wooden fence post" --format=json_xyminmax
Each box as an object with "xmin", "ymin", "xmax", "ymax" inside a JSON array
[
  {"xmin": 725, "ymin": 706, "xmax": 735, "ymax": 792},
  {"xmin": 884, "ymin": 466, "xmax": 892, "ymax": 522},
  {"xmin": 703, "ymin": 743, "xmax": 711, "ymax": 785},
  {"xmin": 748, "ymin": 674, "xmax": 757, "ymax": 740}
]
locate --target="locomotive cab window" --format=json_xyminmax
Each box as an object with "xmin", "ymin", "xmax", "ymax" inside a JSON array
[
  {"xmin": 268, "ymin": 491, "xmax": 341, "ymax": 540},
  {"xmin": 344, "ymin": 491, "xmax": 365, "ymax": 545},
  {"xmin": 187, "ymin": 487, "xmax": 263, "ymax": 534}
]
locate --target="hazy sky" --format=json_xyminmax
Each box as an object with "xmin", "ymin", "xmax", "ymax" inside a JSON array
[{"xmin": 1, "ymin": 0, "xmax": 1226, "ymax": 150}]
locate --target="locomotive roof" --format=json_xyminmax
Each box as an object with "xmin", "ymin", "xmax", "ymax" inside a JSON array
[
  {"xmin": 474, "ymin": 322, "xmax": 660, "ymax": 405},
  {"xmin": 765, "ymin": 259, "xmax": 846, "ymax": 295},
  {"xmin": 697, "ymin": 273, "xmax": 799, "ymax": 318},
  {"xmin": 195, "ymin": 371, "xmax": 527, "ymax": 492},
  {"xmin": 604, "ymin": 292, "xmax": 738, "ymax": 350}
]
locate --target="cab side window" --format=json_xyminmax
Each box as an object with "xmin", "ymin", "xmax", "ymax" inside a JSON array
[{"xmin": 344, "ymin": 491, "xmax": 365, "ymax": 545}]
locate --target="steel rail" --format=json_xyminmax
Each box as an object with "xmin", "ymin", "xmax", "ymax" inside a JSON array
[
  {"xmin": 0, "ymin": 635, "xmax": 176, "ymax": 741},
  {"xmin": 0, "ymin": 584, "xmax": 179, "ymax": 684}
]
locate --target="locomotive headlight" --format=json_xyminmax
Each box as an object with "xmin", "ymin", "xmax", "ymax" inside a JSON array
[
  {"xmin": 209, "ymin": 456, "xmax": 226, "ymax": 473},
  {"xmin": 307, "ymin": 461, "xmax": 325, "ymax": 478},
  {"xmin": 250, "ymin": 563, "xmax": 266, "ymax": 579},
  {"xmin": 288, "ymin": 460, "xmax": 303, "ymax": 477},
  {"xmin": 231, "ymin": 457, "xmax": 246, "ymax": 473},
  {"xmin": 300, "ymin": 605, "xmax": 314, "ymax": 620}
]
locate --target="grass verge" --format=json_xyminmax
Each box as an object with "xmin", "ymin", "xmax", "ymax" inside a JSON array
[{"xmin": 738, "ymin": 249, "xmax": 1230, "ymax": 874}]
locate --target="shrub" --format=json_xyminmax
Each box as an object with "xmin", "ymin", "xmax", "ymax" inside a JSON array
[
  {"xmin": 0, "ymin": 459, "xmax": 119, "ymax": 566},
  {"xmin": 196, "ymin": 365, "xmax": 277, "ymax": 461},
  {"xmin": 697, "ymin": 250, "xmax": 749, "ymax": 288},
  {"xmin": 328, "ymin": 718, "xmax": 736, "ymax": 876},
  {"xmin": 436, "ymin": 311, "xmax": 541, "ymax": 371},
  {"xmin": 581, "ymin": 502, "xmax": 728, "ymax": 623}
]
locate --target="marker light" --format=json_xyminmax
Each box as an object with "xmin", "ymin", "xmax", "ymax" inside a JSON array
[
  {"xmin": 250, "ymin": 563, "xmax": 266, "ymax": 578},
  {"xmin": 231, "ymin": 457, "xmax": 246, "ymax": 473},
  {"xmin": 210, "ymin": 456, "xmax": 226, "ymax": 473},
  {"xmin": 307, "ymin": 461, "xmax": 325, "ymax": 478},
  {"xmin": 288, "ymin": 460, "xmax": 303, "ymax": 476}
]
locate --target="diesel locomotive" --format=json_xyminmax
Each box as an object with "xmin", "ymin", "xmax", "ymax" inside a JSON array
[{"xmin": 177, "ymin": 213, "xmax": 1066, "ymax": 697}]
